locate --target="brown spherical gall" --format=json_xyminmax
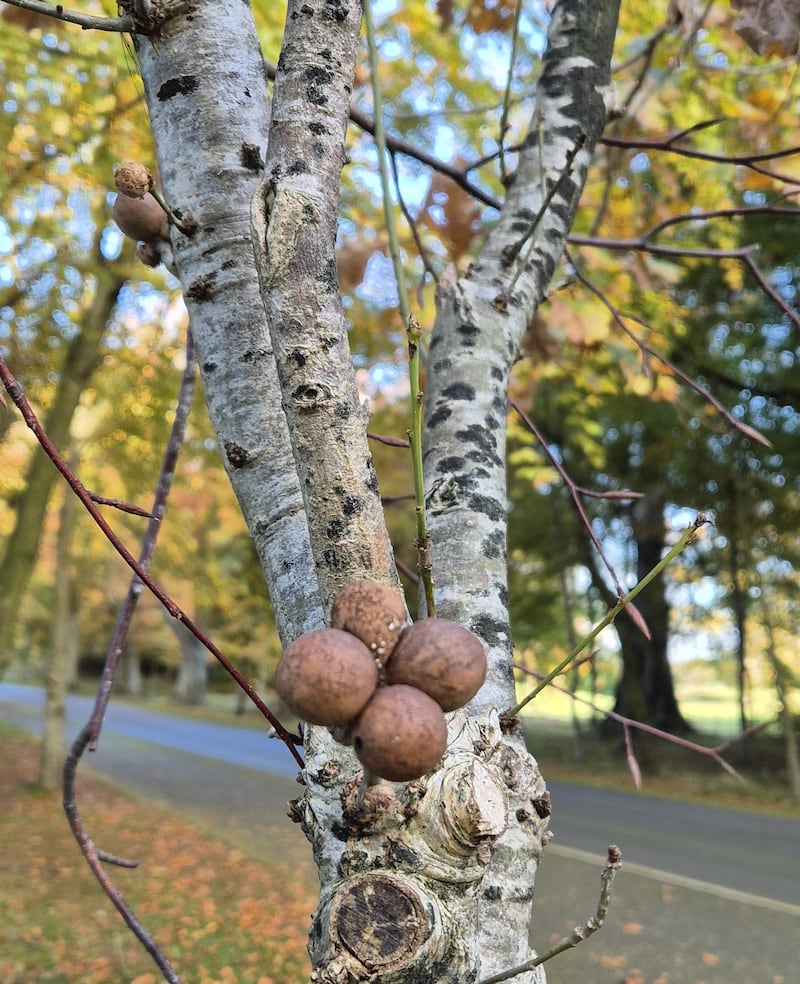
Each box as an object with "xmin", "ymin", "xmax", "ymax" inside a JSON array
[
  {"xmin": 113, "ymin": 192, "xmax": 169, "ymax": 244},
  {"xmin": 330, "ymin": 579, "xmax": 407, "ymax": 663},
  {"xmin": 275, "ymin": 628, "xmax": 379, "ymax": 726},
  {"xmin": 352, "ymin": 684, "xmax": 447, "ymax": 782},
  {"xmin": 114, "ymin": 160, "xmax": 152, "ymax": 198},
  {"xmin": 387, "ymin": 618, "xmax": 487, "ymax": 712}
]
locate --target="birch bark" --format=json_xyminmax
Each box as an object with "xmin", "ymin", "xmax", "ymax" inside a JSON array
[
  {"xmin": 126, "ymin": 0, "xmax": 622, "ymax": 981},
  {"xmin": 130, "ymin": 0, "xmax": 323, "ymax": 645},
  {"xmin": 422, "ymin": 1, "xmax": 621, "ymax": 976}
]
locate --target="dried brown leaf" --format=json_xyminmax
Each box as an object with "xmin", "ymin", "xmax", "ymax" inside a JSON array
[{"xmin": 732, "ymin": 0, "xmax": 800, "ymax": 55}]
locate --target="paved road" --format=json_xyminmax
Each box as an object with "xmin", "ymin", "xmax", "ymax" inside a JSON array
[{"xmin": 2, "ymin": 682, "xmax": 799, "ymax": 983}]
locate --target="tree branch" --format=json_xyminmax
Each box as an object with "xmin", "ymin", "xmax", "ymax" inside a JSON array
[
  {"xmin": 2, "ymin": 0, "xmax": 134, "ymax": 32},
  {"xmin": 0, "ymin": 353, "xmax": 304, "ymax": 769},
  {"xmin": 253, "ymin": 0, "xmax": 397, "ymax": 607}
]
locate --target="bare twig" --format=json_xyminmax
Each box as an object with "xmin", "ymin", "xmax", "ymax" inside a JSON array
[
  {"xmin": 88, "ymin": 333, "xmax": 197, "ymax": 749},
  {"xmin": 1, "ymin": 0, "xmax": 134, "ymax": 32},
  {"xmin": 508, "ymin": 396, "xmax": 646, "ymax": 627},
  {"xmin": 0, "ymin": 353, "xmax": 304, "ymax": 770},
  {"xmin": 63, "ymin": 726, "xmax": 182, "ymax": 983},
  {"xmin": 476, "ymin": 845, "xmax": 623, "ymax": 984},
  {"xmin": 565, "ymin": 249, "xmax": 773, "ymax": 448},
  {"xmin": 88, "ymin": 494, "xmax": 156, "ymax": 520},
  {"xmin": 507, "ymin": 516, "xmax": 709, "ymax": 717},
  {"xmin": 514, "ymin": 662, "xmax": 763, "ymax": 783},
  {"xmin": 367, "ymin": 430, "xmax": 411, "ymax": 448}
]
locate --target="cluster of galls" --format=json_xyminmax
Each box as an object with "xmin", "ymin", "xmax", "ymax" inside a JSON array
[{"xmin": 276, "ymin": 580, "xmax": 487, "ymax": 782}]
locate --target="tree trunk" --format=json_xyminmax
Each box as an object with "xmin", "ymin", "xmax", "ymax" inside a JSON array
[
  {"xmin": 39, "ymin": 484, "xmax": 78, "ymax": 789},
  {"xmin": 0, "ymin": 268, "xmax": 124, "ymax": 674},
  {"xmin": 587, "ymin": 491, "xmax": 688, "ymax": 733},
  {"xmin": 127, "ymin": 0, "xmax": 621, "ymax": 980},
  {"xmin": 173, "ymin": 630, "xmax": 208, "ymax": 705}
]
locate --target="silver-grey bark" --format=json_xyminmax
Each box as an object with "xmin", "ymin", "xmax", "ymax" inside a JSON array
[
  {"xmin": 131, "ymin": 0, "xmax": 323, "ymax": 647},
  {"xmin": 126, "ymin": 0, "xmax": 622, "ymax": 981}
]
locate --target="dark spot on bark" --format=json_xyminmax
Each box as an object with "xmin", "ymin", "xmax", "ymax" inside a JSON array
[
  {"xmin": 432, "ymin": 359, "xmax": 452, "ymax": 374},
  {"xmin": 302, "ymin": 203, "xmax": 316, "ymax": 222},
  {"xmin": 300, "ymin": 2, "xmax": 314, "ymax": 14},
  {"xmin": 390, "ymin": 841, "xmax": 420, "ymax": 866},
  {"xmin": 497, "ymin": 582, "xmax": 509, "ymax": 608},
  {"xmin": 490, "ymin": 366, "xmax": 503, "ymax": 381},
  {"xmin": 442, "ymin": 381, "xmax": 475, "ymax": 401},
  {"xmin": 313, "ymin": 141, "xmax": 326, "ymax": 159},
  {"xmin": 288, "ymin": 159, "xmax": 309, "ymax": 175},
  {"xmin": 243, "ymin": 87, "xmax": 251, "ymax": 98},
  {"xmin": 240, "ymin": 142, "xmax": 263, "ymax": 171},
  {"xmin": 481, "ymin": 529, "xmax": 505, "ymax": 559},
  {"xmin": 323, "ymin": 547, "xmax": 345, "ymax": 570},
  {"xmin": 242, "ymin": 348, "xmax": 269, "ymax": 363},
  {"xmin": 221, "ymin": 259, "xmax": 236, "ymax": 270},
  {"xmin": 327, "ymin": 518, "xmax": 345, "ymax": 539},
  {"xmin": 202, "ymin": 360, "xmax": 217, "ymax": 372},
  {"xmin": 468, "ymin": 493, "xmax": 504, "ymax": 521},
  {"xmin": 427, "ymin": 403, "xmax": 452, "ymax": 428},
  {"xmin": 309, "ymin": 121, "xmax": 326, "ymax": 135},
  {"xmin": 334, "ymin": 401, "xmax": 351, "ymax": 419},
  {"xmin": 330, "ymin": 821, "xmax": 349, "ymax": 842},
  {"xmin": 437, "ymin": 455, "xmax": 465, "ymax": 473},
  {"xmin": 457, "ymin": 322, "xmax": 479, "ymax": 342},
  {"xmin": 455, "ymin": 424, "xmax": 496, "ymax": 457},
  {"xmin": 289, "ymin": 349, "xmax": 307, "ymax": 368},
  {"xmin": 342, "ymin": 496, "xmax": 364, "ymax": 516},
  {"xmin": 365, "ymin": 460, "xmax": 380, "ymax": 495},
  {"xmin": 324, "ymin": 0, "xmax": 349, "ymax": 21},
  {"xmin": 466, "ymin": 447, "xmax": 495, "ymax": 467},
  {"xmin": 320, "ymin": 257, "xmax": 339, "ymax": 292},
  {"xmin": 483, "ymin": 884, "xmax": 502, "ymax": 901},
  {"xmin": 470, "ymin": 613, "xmax": 508, "ymax": 646},
  {"xmin": 186, "ymin": 273, "xmax": 216, "ymax": 301},
  {"xmin": 510, "ymin": 219, "xmax": 530, "ymax": 233},
  {"xmin": 224, "ymin": 442, "xmax": 249, "ymax": 468},
  {"xmin": 157, "ymin": 75, "xmax": 199, "ymax": 100},
  {"xmin": 492, "ymin": 394, "xmax": 506, "ymax": 413},
  {"xmin": 320, "ymin": 335, "xmax": 338, "ymax": 352}
]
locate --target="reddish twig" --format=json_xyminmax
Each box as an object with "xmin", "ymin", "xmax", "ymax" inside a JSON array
[
  {"xmin": 0, "ymin": 353, "xmax": 304, "ymax": 770},
  {"xmin": 508, "ymin": 396, "xmax": 650, "ymax": 638},
  {"xmin": 565, "ymin": 249, "xmax": 773, "ymax": 448},
  {"xmin": 63, "ymin": 726, "xmax": 182, "ymax": 984},
  {"xmin": 514, "ymin": 662, "xmax": 758, "ymax": 783},
  {"xmin": 88, "ymin": 333, "xmax": 197, "ymax": 749},
  {"xmin": 88, "ymin": 494, "xmax": 156, "ymax": 520},
  {"xmin": 367, "ymin": 430, "xmax": 411, "ymax": 447}
]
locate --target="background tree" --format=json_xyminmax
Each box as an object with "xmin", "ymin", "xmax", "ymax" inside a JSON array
[{"xmin": 2, "ymin": 0, "xmax": 800, "ymax": 981}]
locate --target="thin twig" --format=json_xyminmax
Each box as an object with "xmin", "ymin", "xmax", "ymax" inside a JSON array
[
  {"xmin": 63, "ymin": 726, "xmax": 181, "ymax": 983},
  {"xmin": 508, "ymin": 397, "xmax": 644, "ymax": 619},
  {"xmin": 477, "ymin": 846, "xmax": 623, "ymax": 984},
  {"xmin": 1, "ymin": 0, "xmax": 134, "ymax": 32},
  {"xmin": 506, "ymin": 516, "xmax": 709, "ymax": 718},
  {"xmin": 88, "ymin": 494, "xmax": 156, "ymax": 520},
  {"xmin": 88, "ymin": 333, "xmax": 197, "ymax": 749},
  {"xmin": 367, "ymin": 430, "xmax": 411, "ymax": 448},
  {"xmin": 515, "ymin": 663, "xmax": 760, "ymax": 783},
  {"xmin": 0, "ymin": 353, "xmax": 304, "ymax": 770},
  {"xmin": 565, "ymin": 249, "xmax": 773, "ymax": 448}
]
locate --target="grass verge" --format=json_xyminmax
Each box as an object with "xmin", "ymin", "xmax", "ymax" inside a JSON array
[{"xmin": 0, "ymin": 727, "xmax": 314, "ymax": 984}]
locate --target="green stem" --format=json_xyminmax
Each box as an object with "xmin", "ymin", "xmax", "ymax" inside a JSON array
[
  {"xmin": 407, "ymin": 315, "xmax": 435, "ymax": 617},
  {"xmin": 364, "ymin": 1, "xmax": 435, "ymax": 616},
  {"xmin": 506, "ymin": 516, "xmax": 708, "ymax": 717}
]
